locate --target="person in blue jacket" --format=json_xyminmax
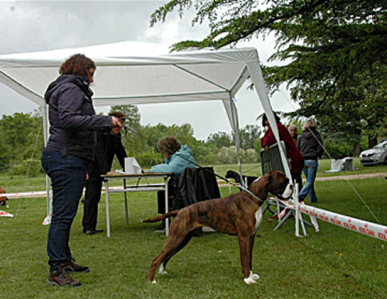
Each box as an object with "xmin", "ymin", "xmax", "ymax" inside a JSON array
[
  {"xmin": 151, "ymin": 136, "xmax": 196, "ymax": 175},
  {"xmin": 150, "ymin": 136, "xmax": 196, "ymax": 231},
  {"xmin": 41, "ymin": 54, "xmax": 122, "ymax": 287}
]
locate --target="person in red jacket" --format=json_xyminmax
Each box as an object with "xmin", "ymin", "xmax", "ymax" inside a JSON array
[
  {"xmin": 260, "ymin": 113, "xmax": 304, "ymax": 185},
  {"xmin": 260, "ymin": 113, "xmax": 304, "ymax": 220}
]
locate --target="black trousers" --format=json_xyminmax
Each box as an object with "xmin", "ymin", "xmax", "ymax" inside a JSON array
[
  {"xmin": 82, "ymin": 161, "xmax": 103, "ymax": 231},
  {"xmin": 157, "ymin": 175, "xmax": 179, "ymax": 214}
]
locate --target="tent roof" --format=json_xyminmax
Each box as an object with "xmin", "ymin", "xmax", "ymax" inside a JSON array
[
  {"xmin": 0, "ymin": 40, "xmax": 292, "ymax": 191},
  {"xmin": 0, "ymin": 41, "xmax": 258, "ymax": 108}
]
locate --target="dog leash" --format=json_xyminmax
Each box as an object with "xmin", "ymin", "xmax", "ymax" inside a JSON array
[
  {"xmin": 123, "ymin": 124, "xmax": 265, "ymax": 202},
  {"xmin": 235, "ymin": 181, "xmax": 264, "ymax": 203},
  {"xmin": 124, "ymin": 126, "xmax": 238, "ymax": 183}
]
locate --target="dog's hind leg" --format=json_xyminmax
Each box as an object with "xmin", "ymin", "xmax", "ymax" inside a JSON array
[
  {"xmin": 148, "ymin": 231, "xmax": 192, "ymax": 283},
  {"xmin": 160, "ymin": 231, "xmax": 194, "ymax": 274}
]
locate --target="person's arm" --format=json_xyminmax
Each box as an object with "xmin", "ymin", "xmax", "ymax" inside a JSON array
[
  {"xmin": 58, "ymin": 84, "xmax": 113, "ymax": 131},
  {"xmin": 151, "ymin": 154, "xmax": 194, "ymax": 175},
  {"xmin": 261, "ymin": 129, "xmax": 276, "ymax": 148},
  {"xmin": 297, "ymin": 135, "xmax": 302, "ymax": 149},
  {"xmin": 115, "ymin": 139, "xmax": 127, "ymax": 169},
  {"xmin": 150, "ymin": 162, "xmax": 172, "ymax": 173}
]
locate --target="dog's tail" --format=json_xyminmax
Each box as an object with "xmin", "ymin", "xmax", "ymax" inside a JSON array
[{"xmin": 141, "ymin": 210, "xmax": 180, "ymax": 223}]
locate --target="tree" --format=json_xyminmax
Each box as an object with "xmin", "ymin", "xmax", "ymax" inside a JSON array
[
  {"xmin": 151, "ymin": 0, "xmax": 387, "ymax": 156},
  {"xmin": 235, "ymin": 124, "xmax": 262, "ymax": 150},
  {"xmin": 206, "ymin": 131, "xmax": 233, "ymax": 149},
  {"xmin": 217, "ymin": 146, "xmax": 242, "ymax": 164},
  {"xmin": 0, "ymin": 111, "xmax": 44, "ymax": 176}
]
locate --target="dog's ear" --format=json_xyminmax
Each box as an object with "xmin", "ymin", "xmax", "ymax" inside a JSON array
[
  {"xmin": 225, "ymin": 170, "xmax": 233, "ymax": 178},
  {"xmin": 267, "ymin": 171, "xmax": 279, "ymax": 184},
  {"xmin": 268, "ymin": 172, "xmax": 273, "ymax": 183}
]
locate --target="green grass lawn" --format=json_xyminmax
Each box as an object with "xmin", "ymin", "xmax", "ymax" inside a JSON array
[{"xmin": 0, "ymin": 161, "xmax": 386, "ymax": 298}]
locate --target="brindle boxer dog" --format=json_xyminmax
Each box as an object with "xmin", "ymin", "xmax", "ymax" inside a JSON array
[{"xmin": 142, "ymin": 170, "xmax": 293, "ymax": 284}]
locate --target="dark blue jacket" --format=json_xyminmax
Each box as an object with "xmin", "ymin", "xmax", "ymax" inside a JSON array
[{"xmin": 44, "ymin": 74, "xmax": 112, "ymax": 161}]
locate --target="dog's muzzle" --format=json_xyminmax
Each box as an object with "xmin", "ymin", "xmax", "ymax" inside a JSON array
[{"xmin": 276, "ymin": 183, "xmax": 293, "ymax": 199}]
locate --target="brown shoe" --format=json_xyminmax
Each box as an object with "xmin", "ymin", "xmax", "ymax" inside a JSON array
[
  {"xmin": 60, "ymin": 259, "xmax": 89, "ymax": 273},
  {"xmin": 47, "ymin": 269, "xmax": 81, "ymax": 287}
]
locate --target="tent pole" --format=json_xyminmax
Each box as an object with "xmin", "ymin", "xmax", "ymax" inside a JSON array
[
  {"xmin": 42, "ymin": 104, "xmax": 51, "ymax": 216},
  {"xmin": 229, "ymin": 94, "xmax": 244, "ymax": 186},
  {"xmin": 246, "ymin": 58, "xmax": 292, "ymax": 180}
]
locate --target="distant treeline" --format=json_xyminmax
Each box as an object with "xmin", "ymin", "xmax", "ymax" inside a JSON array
[{"xmin": 0, "ymin": 105, "xmax": 377, "ymax": 177}]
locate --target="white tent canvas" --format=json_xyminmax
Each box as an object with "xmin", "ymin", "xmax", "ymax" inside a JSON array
[{"xmin": 0, "ymin": 41, "xmax": 291, "ymax": 215}]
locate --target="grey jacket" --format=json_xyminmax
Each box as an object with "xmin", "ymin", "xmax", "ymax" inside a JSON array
[{"xmin": 297, "ymin": 128, "xmax": 324, "ymax": 160}]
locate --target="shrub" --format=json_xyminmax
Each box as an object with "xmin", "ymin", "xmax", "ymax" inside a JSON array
[
  {"xmin": 12, "ymin": 159, "xmax": 44, "ymax": 177},
  {"xmin": 136, "ymin": 152, "xmax": 163, "ymax": 168}
]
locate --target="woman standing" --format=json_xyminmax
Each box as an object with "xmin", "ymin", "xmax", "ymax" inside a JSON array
[
  {"xmin": 297, "ymin": 119, "xmax": 324, "ymax": 203},
  {"xmin": 41, "ymin": 54, "xmax": 122, "ymax": 287}
]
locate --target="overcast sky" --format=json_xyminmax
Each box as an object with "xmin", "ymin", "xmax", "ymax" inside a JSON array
[{"xmin": 0, "ymin": 0, "xmax": 298, "ymax": 140}]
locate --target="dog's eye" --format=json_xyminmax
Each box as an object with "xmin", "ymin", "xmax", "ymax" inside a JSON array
[{"xmin": 281, "ymin": 180, "xmax": 288, "ymax": 187}]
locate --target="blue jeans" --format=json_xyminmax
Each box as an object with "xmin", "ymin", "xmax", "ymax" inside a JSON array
[
  {"xmin": 299, "ymin": 160, "xmax": 318, "ymax": 203},
  {"xmin": 41, "ymin": 150, "xmax": 88, "ymax": 271}
]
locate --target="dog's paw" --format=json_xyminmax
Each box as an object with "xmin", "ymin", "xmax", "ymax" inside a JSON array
[
  {"xmin": 244, "ymin": 271, "xmax": 259, "ymax": 284},
  {"xmin": 252, "ymin": 273, "xmax": 260, "ymax": 281},
  {"xmin": 244, "ymin": 277, "xmax": 257, "ymax": 284},
  {"xmin": 158, "ymin": 264, "xmax": 168, "ymax": 275},
  {"xmin": 151, "ymin": 280, "xmax": 157, "ymax": 284}
]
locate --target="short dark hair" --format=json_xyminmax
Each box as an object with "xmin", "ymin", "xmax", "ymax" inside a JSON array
[
  {"xmin": 59, "ymin": 54, "xmax": 96, "ymax": 77},
  {"xmin": 262, "ymin": 112, "xmax": 280, "ymax": 127},
  {"xmin": 157, "ymin": 136, "xmax": 181, "ymax": 155}
]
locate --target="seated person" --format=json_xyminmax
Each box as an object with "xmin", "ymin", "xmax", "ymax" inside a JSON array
[
  {"xmin": 150, "ymin": 136, "xmax": 196, "ymax": 232},
  {"xmin": 150, "ymin": 136, "xmax": 196, "ymax": 175}
]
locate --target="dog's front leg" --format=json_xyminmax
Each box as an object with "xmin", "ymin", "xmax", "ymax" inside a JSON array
[
  {"xmin": 238, "ymin": 235, "xmax": 256, "ymax": 285},
  {"xmin": 249, "ymin": 235, "xmax": 260, "ymax": 282}
]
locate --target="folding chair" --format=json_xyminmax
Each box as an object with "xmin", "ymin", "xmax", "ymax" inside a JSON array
[{"xmin": 260, "ymin": 142, "xmax": 310, "ymax": 229}]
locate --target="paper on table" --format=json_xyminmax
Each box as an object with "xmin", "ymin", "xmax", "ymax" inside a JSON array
[{"xmin": 124, "ymin": 157, "xmax": 142, "ymax": 174}]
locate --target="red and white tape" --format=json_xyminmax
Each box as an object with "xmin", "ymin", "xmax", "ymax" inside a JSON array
[
  {"xmin": 2, "ymin": 186, "xmax": 125, "ymax": 199},
  {"xmin": 279, "ymin": 200, "xmax": 387, "ymax": 242}
]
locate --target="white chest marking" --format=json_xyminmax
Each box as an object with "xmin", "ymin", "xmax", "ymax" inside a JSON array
[{"xmin": 253, "ymin": 206, "xmax": 263, "ymax": 235}]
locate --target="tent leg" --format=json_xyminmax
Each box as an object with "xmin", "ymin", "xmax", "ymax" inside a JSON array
[{"xmin": 42, "ymin": 104, "xmax": 52, "ymax": 225}]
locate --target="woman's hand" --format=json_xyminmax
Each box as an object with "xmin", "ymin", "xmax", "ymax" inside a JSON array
[{"xmin": 111, "ymin": 116, "xmax": 123, "ymax": 134}]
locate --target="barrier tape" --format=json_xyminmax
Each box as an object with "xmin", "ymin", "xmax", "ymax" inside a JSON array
[
  {"xmin": 277, "ymin": 199, "xmax": 387, "ymax": 242},
  {"xmin": 6, "ymin": 189, "xmax": 387, "ymax": 242},
  {"xmin": 1, "ymin": 186, "xmax": 126, "ymax": 199}
]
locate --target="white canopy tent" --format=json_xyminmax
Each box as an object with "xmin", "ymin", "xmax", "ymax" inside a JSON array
[{"xmin": 0, "ymin": 41, "xmax": 291, "ymax": 216}]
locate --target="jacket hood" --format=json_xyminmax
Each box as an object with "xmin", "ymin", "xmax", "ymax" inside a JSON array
[
  {"xmin": 168, "ymin": 144, "xmax": 193, "ymax": 162},
  {"xmin": 44, "ymin": 74, "xmax": 92, "ymax": 104},
  {"xmin": 302, "ymin": 128, "xmax": 320, "ymax": 140},
  {"xmin": 178, "ymin": 144, "xmax": 193, "ymax": 156}
]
